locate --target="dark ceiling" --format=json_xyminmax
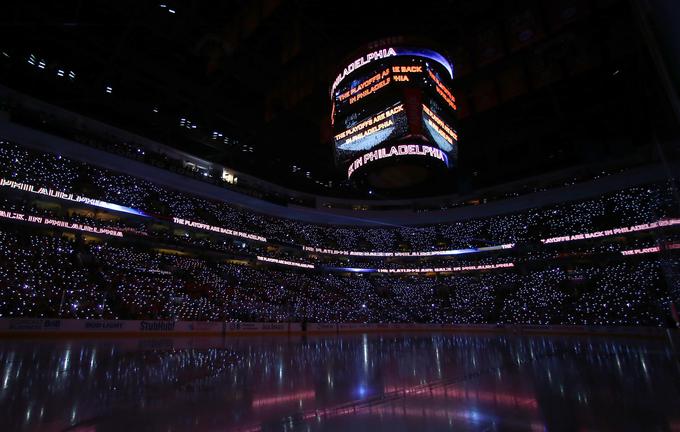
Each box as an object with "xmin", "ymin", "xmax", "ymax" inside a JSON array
[{"xmin": 0, "ymin": 0, "xmax": 677, "ymax": 198}]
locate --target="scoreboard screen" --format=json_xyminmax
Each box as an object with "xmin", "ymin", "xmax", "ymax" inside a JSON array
[
  {"xmin": 330, "ymin": 41, "xmax": 459, "ymax": 181},
  {"xmin": 334, "ymin": 102, "xmax": 409, "ymax": 164},
  {"xmin": 422, "ymin": 98, "xmax": 458, "ymax": 156}
]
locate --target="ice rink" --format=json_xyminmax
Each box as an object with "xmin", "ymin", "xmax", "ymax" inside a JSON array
[{"xmin": 1, "ymin": 332, "xmax": 679, "ymax": 431}]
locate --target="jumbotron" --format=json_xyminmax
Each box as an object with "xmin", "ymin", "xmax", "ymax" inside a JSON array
[{"xmin": 331, "ymin": 38, "xmax": 459, "ymax": 188}]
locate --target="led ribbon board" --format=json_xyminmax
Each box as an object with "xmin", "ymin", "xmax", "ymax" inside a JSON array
[
  {"xmin": 326, "ymin": 262, "xmax": 515, "ymax": 274},
  {"xmin": 0, "ymin": 209, "xmax": 124, "ymax": 237},
  {"xmin": 541, "ymin": 219, "xmax": 680, "ymax": 244},
  {"xmin": 376, "ymin": 262, "xmax": 515, "ymax": 273},
  {"xmin": 0, "ymin": 178, "xmax": 149, "ymax": 217},
  {"xmin": 173, "ymin": 217, "xmax": 266, "ymax": 242},
  {"xmin": 257, "ymin": 256, "xmax": 314, "ymax": 269},
  {"xmin": 620, "ymin": 246, "xmax": 660, "ymax": 256},
  {"xmin": 347, "ymin": 144, "xmax": 448, "ymax": 179},
  {"xmin": 331, "ymin": 47, "xmax": 454, "ymax": 96},
  {"xmin": 303, "ymin": 243, "xmax": 514, "ymax": 257}
]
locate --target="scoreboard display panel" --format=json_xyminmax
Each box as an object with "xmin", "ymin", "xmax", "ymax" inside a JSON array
[
  {"xmin": 330, "ymin": 41, "xmax": 459, "ymax": 181},
  {"xmin": 422, "ymin": 98, "xmax": 458, "ymax": 156},
  {"xmin": 334, "ymin": 102, "xmax": 409, "ymax": 165}
]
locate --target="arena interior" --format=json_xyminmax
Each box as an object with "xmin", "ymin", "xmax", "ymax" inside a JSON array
[{"xmin": 0, "ymin": 1, "xmax": 679, "ymax": 431}]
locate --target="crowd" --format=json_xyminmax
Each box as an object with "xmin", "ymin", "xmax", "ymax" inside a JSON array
[
  {"xmin": 1, "ymin": 140, "xmax": 678, "ymax": 256},
  {"xmin": 0, "ymin": 139, "xmax": 678, "ymax": 326},
  {"xmin": 0, "ymin": 225, "xmax": 675, "ymax": 326}
]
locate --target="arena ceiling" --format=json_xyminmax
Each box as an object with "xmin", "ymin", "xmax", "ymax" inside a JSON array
[{"xmin": 0, "ymin": 0, "xmax": 677, "ymax": 198}]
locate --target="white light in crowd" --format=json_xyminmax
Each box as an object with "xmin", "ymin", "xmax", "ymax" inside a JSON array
[
  {"xmin": 38, "ymin": 60, "xmax": 46, "ymax": 69},
  {"xmin": 57, "ymin": 69, "xmax": 65, "ymax": 77},
  {"xmin": 105, "ymin": 86, "xmax": 113, "ymax": 94},
  {"xmin": 68, "ymin": 71, "xmax": 76, "ymax": 80},
  {"xmin": 159, "ymin": 3, "xmax": 167, "ymax": 7},
  {"xmin": 179, "ymin": 118, "xmax": 194, "ymax": 129},
  {"xmin": 1, "ymin": 51, "xmax": 9, "ymax": 58},
  {"xmin": 152, "ymin": 106, "xmax": 159, "ymax": 113},
  {"xmin": 27, "ymin": 54, "xmax": 36, "ymax": 65},
  {"xmin": 222, "ymin": 170, "xmax": 237, "ymax": 184},
  {"xmin": 168, "ymin": 8, "xmax": 176, "ymax": 14}
]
